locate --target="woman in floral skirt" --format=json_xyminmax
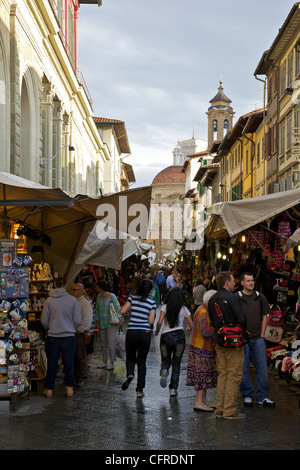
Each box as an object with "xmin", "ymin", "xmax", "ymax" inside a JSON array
[{"xmin": 186, "ymin": 289, "xmax": 218, "ymax": 411}]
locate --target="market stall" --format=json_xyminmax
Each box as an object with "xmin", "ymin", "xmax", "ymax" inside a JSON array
[
  {"xmin": 0, "ymin": 172, "xmax": 152, "ymax": 410},
  {"xmin": 203, "ymin": 189, "xmax": 300, "ymax": 385}
]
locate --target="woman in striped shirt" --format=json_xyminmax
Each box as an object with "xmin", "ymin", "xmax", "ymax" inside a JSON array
[{"xmin": 120, "ymin": 279, "xmax": 156, "ymax": 397}]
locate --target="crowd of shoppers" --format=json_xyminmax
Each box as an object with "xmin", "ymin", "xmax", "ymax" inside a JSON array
[{"xmin": 41, "ymin": 267, "xmax": 275, "ymax": 420}]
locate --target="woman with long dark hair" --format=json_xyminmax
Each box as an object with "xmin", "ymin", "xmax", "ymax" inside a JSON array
[
  {"xmin": 120, "ymin": 278, "xmax": 156, "ymax": 397},
  {"xmin": 155, "ymin": 287, "xmax": 192, "ymax": 396}
]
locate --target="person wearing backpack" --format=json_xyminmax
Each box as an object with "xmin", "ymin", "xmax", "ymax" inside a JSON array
[
  {"xmin": 237, "ymin": 272, "xmax": 275, "ymax": 408},
  {"xmin": 208, "ymin": 271, "xmax": 247, "ymax": 419}
]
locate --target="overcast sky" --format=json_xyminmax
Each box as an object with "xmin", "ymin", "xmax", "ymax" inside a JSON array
[{"xmin": 77, "ymin": 0, "xmax": 295, "ymax": 188}]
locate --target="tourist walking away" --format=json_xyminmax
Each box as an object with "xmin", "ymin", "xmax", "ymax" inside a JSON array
[
  {"xmin": 155, "ymin": 287, "xmax": 193, "ymax": 396},
  {"xmin": 186, "ymin": 290, "xmax": 218, "ymax": 411},
  {"xmin": 166, "ymin": 269, "xmax": 178, "ymax": 291},
  {"xmin": 208, "ymin": 271, "xmax": 247, "ymax": 419},
  {"xmin": 193, "ymin": 278, "xmax": 207, "ymax": 313},
  {"xmin": 237, "ymin": 272, "xmax": 275, "ymax": 408},
  {"xmin": 95, "ymin": 280, "xmax": 123, "ymax": 371},
  {"xmin": 120, "ymin": 278, "xmax": 156, "ymax": 397},
  {"xmin": 155, "ymin": 270, "xmax": 166, "ymax": 301},
  {"xmin": 71, "ymin": 283, "xmax": 93, "ymax": 387},
  {"xmin": 148, "ymin": 274, "xmax": 160, "ymax": 307},
  {"xmin": 41, "ymin": 276, "xmax": 82, "ymax": 398}
]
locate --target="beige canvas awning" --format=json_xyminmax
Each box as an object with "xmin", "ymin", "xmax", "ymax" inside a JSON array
[
  {"xmin": 0, "ymin": 172, "xmax": 152, "ymax": 283},
  {"xmin": 205, "ymin": 188, "xmax": 300, "ymax": 240}
]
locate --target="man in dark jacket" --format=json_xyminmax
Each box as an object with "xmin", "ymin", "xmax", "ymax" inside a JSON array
[{"xmin": 208, "ymin": 271, "xmax": 247, "ymax": 420}]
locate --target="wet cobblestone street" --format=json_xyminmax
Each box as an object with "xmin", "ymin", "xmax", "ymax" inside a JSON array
[{"xmin": 0, "ymin": 313, "xmax": 299, "ymax": 455}]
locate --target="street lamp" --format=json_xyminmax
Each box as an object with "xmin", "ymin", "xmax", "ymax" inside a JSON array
[{"xmin": 40, "ymin": 145, "xmax": 75, "ymax": 165}]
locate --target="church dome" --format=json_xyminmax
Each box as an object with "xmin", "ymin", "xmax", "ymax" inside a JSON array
[{"xmin": 152, "ymin": 166, "xmax": 186, "ymax": 185}]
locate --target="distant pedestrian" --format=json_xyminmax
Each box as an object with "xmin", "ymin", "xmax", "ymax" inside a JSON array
[
  {"xmin": 155, "ymin": 287, "xmax": 192, "ymax": 396},
  {"xmin": 120, "ymin": 279, "xmax": 156, "ymax": 397},
  {"xmin": 155, "ymin": 270, "xmax": 166, "ymax": 301},
  {"xmin": 166, "ymin": 269, "xmax": 178, "ymax": 291},
  {"xmin": 41, "ymin": 276, "xmax": 82, "ymax": 398},
  {"xmin": 71, "ymin": 283, "xmax": 93, "ymax": 387},
  {"xmin": 95, "ymin": 280, "xmax": 123, "ymax": 371},
  {"xmin": 193, "ymin": 278, "xmax": 207, "ymax": 312},
  {"xmin": 186, "ymin": 290, "xmax": 218, "ymax": 411}
]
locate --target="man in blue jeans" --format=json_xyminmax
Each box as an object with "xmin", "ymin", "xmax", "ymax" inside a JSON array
[
  {"xmin": 237, "ymin": 272, "xmax": 275, "ymax": 407},
  {"xmin": 41, "ymin": 277, "xmax": 82, "ymax": 398}
]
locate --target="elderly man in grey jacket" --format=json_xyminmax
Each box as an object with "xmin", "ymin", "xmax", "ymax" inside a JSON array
[
  {"xmin": 41, "ymin": 277, "xmax": 82, "ymax": 398},
  {"xmin": 71, "ymin": 283, "xmax": 93, "ymax": 387}
]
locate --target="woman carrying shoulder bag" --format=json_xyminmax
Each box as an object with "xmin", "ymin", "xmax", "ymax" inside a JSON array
[{"xmin": 95, "ymin": 280, "xmax": 123, "ymax": 371}]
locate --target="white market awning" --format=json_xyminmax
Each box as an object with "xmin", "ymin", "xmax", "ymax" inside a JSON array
[{"xmin": 205, "ymin": 188, "xmax": 300, "ymax": 240}]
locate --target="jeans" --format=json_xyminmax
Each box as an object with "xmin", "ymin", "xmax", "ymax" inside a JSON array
[
  {"xmin": 125, "ymin": 329, "xmax": 151, "ymax": 392},
  {"xmin": 240, "ymin": 336, "xmax": 269, "ymax": 402},
  {"xmin": 44, "ymin": 335, "xmax": 76, "ymax": 389},
  {"xmin": 160, "ymin": 329, "xmax": 186, "ymax": 390}
]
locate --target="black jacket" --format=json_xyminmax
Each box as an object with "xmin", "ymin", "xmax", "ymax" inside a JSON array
[{"xmin": 208, "ymin": 287, "xmax": 247, "ymax": 345}]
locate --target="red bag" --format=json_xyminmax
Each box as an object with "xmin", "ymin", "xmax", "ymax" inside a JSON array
[
  {"xmin": 217, "ymin": 325, "xmax": 248, "ymax": 348},
  {"xmin": 267, "ymin": 309, "xmax": 284, "ymax": 326}
]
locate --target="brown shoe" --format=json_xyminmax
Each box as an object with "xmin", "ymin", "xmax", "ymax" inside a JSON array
[
  {"xmin": 44, "ymin": 388, "xmax": 52, "ymax": 398},
  {"xmin": 223, "ymin": 412, "xmax": 246, "ymax": 420},
  {"xmin": 65, "ymin": 386, "xmax": 73, "ymax": 397}
]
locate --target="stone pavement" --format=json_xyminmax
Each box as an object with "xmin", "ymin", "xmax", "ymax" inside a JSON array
[{"xmin": 0, "ymin": 312, "xmax": 299, "ymax": 453}]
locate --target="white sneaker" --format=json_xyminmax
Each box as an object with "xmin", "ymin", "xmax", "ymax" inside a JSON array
[
  {"xmin": 257, "ymin": 397, "xmax": 275, "ymax": 407},
  {"xmin": 169, "ymin": 389, "xmax": 178, "ymax": 396},
  {"xmin": 244, "ymin": 397, "xmax": 252, "ymax": 407},
  {"xmin": 106, "ymin": 364, "xmax": 114, "ymax": 370},
  {"xmin": 97, "ymin": 363, "xmax": 107, "ymax": 369}
]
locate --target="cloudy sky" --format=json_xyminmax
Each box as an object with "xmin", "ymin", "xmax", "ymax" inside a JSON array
[{"xmin": 77, "ymin": 0, "xmax": 294, "ymax": 188}]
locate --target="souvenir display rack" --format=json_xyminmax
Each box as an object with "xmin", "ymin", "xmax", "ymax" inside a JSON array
[{"xmin": 0, "ymin": 241, "xmax": 52, "ymax": 411}]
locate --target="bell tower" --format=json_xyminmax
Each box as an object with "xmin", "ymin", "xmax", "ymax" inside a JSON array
[{"xmin": 206, "ymin": 78, "xmax": 235, "ymax": 151}]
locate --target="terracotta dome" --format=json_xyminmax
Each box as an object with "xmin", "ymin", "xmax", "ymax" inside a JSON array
[{"xmin": 152, "ymin": 166, "xmax": 186, "ymax": 185}]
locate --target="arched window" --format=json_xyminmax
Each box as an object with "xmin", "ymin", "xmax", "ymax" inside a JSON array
[
  {"xmin": 20, "ymin": 77, "xmax": 31, "ymax": 180},
  {"xmin": 223, "ymin": 119, "xmax": 229, "ymax": 137},
  {"xmin": 213, "ymin": 120, "xmax": 218, "ymax": 140}
]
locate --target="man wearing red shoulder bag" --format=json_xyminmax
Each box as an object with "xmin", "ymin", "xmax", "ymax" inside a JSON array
[
  {"xmin": 208, "ymin": 272, "xmax": 247, "ymax": 420},
  {"xmin": 237, "ymin": 272, "xmax": 275, "ymax": 408}
]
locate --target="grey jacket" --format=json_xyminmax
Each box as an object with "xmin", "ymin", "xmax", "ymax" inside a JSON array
[{"xmin": 41, "ymin": 288, "xmax": 82, "ymax": 337}]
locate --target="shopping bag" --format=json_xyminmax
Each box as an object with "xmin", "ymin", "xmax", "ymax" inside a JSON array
[
  {"xmin": 267, "ymin": 307, "xmax": 284, "ymax": 326},
  {"xmin": 265, "ymin": 324, "xmax": 283, "ymax": 343},
  {"xmin": 115, "ymin": 328, "xmax": 126, "ymax": 359}
]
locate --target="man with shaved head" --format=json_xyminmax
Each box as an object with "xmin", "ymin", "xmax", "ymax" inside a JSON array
[{"xmin": 71, "ymin": 283, "xmax": 93, "ymax": 387}]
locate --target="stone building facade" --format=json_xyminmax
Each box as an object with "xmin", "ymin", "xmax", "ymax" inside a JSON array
[{"xmin": 0, "ymin": 0, "xmax": 126, "ymax": 197}]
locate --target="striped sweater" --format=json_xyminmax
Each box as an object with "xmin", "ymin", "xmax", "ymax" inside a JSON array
[{"xmin": 127, "ymin": 294, "xmax": 156, "ymax": 331}]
